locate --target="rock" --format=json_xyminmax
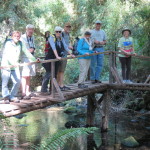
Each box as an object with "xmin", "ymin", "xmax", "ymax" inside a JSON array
[
  {"xmin": 65, "ymin": 121, "xmax": 80, "ymax": 128},
  {"xmin": 121, "ymin": 136, "xmax": 139, "ymax": 148},
  {"xmin": 64, "ymin": 107, "xmax": 77, "ymax": 114}
]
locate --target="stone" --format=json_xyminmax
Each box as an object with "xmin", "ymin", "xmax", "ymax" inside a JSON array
[
  {"xmin": 64, "ymin": 107, "xmax": 77, "ymax": 114},
  {"xmin": 121, "ymin": 136, "xmax": 139, "ymax": 148}
]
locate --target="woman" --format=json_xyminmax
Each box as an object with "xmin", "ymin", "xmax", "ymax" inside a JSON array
[
  {"xmin": 44, "ymin": 31, "xmax": 50, "ymax": 56},
  {"xmin": 118, "ymin": 28, "xmax": 136, "ymax": 83},
  {"xmin": 77, "ymin": 31, "xmax": 93, "ymax": 88}
]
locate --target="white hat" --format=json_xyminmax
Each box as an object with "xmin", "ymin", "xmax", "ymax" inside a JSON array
[
  {"xmin": 95, "ymin": 20, "xmax": 102, "ymax": 24},
  {"xmin": 26, "ymin": 24, "xmax": 34, "ymax": 29},
  {"xmin": 54, "ymin": 26, "xmax": 63, "ymax": 32}
]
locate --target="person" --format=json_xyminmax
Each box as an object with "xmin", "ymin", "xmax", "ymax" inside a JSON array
[
  {"xmin": 56, "ymin": 22, "xmax": 73, "ymax": 91},
  {"xmin": 20, "ymin": 24, "xmax": 36, "ymax": 99},
  {"xmin": 44, "ymin": 31, "xmax": 50, "ymax": 56},
  {"xmin": 90, "ymin": 20, "xmax": 107, "ymax": 83},
  {"xmin": 77, "ymin": 31, "xmax": 93, "ymax": 88},
  {"xmin": 118, "ymin": 28, "xmax": 136, "ymax": 83},
  {"xmin": 41, "ymin": 26, "xmax": 74, "ymax": 93},
  {"xmin": 1, "ymin": 31, "xmax": 37, "ymax": 104}
]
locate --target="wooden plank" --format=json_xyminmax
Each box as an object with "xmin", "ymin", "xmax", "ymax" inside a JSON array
[
  {"xmin": 145, "ymin": 75, "xmax": 150, "ymax": 84},
  {"xmin": 111, "ymin": 67, "xmax": 122, "ymax": 84},
  {"xmin": 53, "ymin": 78, "xmax": 65, "ymax": 100}
]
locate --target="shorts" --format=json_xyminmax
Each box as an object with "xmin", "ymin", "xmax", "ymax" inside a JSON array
[
  {"xmin": 58, "ymin": 59, "xmax": 67, "ymax": 72},
  {"xmin": 21, "ymin": 57, "xmax": 36, "ymax": 77}
]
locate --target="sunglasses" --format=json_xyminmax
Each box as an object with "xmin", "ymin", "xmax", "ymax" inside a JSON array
[
  {"xmin": 65, "ymin": 26, "xmax": 71, "ymax": 28},
  {"xmin": 55, "ymin": 31, "xmax": 62, "ymax": 33}
]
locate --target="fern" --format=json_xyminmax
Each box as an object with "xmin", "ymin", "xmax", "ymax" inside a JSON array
[{"xmin": 31, "ymin": 127, "xmax": 98, "ymax": 150}]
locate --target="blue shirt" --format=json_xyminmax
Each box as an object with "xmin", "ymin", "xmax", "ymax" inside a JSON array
[{"xmin": 77, "ymin": 38, "xmax": 93, "ymax": 59}]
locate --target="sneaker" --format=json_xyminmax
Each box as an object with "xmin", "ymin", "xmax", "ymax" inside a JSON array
[
  {"xmin": 10, "ymin": 97, "xmax": 20, "ymax": 103},
  {"xmin": 29, "ymin": 93, "xmax": 37, "ymax": 97},
  {"xmin": 23, "ymin": 95, "xmax": 31, "ymax": 100},
  {"xmin": 60, "ymin": 86, "xmax": 71, "ymax": 91},
  {"xmin": 123, "ymin": 80, "xmax": 127, "ymax": 84},
  {"xmin": 95, "ymin": 80, "xmax": 102, "ymax": 83},
  {"xmin": 126, "ymin": 80, "xmax": 133, "ymax": 84},
  {"xmin": 3, "ymin": 96, "xmax": 10, "ymax": 104},
  {"xmin": 78, "ymin": 84, "xmax": 88, "ymax": 89},
  {"xmin": 91, "ymin": 80, "xmax": 96, "ymax": 84}
]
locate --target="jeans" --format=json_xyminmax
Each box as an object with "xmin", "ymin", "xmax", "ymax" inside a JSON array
[
  {"xmin": 78, "ymin": 59, "xmax": 91, "ymax": 84},
  {"xmin": 1, "ymin": 68, "xmax": 21, "ymax": 99},
  {"xmin": 41, "ymin": 72, "xmax": 51, "ymax": 92},
  {"xmin": 119, "ymin": 57, "xmax": 131, "ymax": 80},
  {"xmin": 90, "ymin": 47, "xmax": 104, "ymax": 81}
]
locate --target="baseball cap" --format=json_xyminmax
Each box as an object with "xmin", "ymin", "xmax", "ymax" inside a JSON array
[{"xmin": 54, "ymin": 26, "xmax": 63, "ymax": 31}]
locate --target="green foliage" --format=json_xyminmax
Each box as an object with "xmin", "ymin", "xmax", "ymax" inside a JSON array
[{"xmin": 31, "ymin": 127, "xmax": 98, "ymax": 150}]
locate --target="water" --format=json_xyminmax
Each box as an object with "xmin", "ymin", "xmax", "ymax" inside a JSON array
[{"xmin": 4, "ymin": 106, "xmax": 150, "ymax": 150}]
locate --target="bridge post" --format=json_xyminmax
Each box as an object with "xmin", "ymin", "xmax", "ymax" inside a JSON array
[
  {"xmin": 51, "ymin": 62, "xmax": 55, "ymax": 98},
  {"xmin": 86, "ymin": 94, "xmax": 96, "ymax": 127},
  {"xmin": 109, "ymin": 52, "xmax": 116, "ymax": 84},
  {"xmin": 101, "ymin": 90, "xmax": 111, "ymax": 132}
]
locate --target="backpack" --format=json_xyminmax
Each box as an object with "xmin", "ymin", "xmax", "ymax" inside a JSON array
[{"xmin": 72, "ymin": 37, "xmax": 85, "ymax": 55}]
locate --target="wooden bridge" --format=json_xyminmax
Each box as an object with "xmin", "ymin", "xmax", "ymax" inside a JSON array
[{"xmin": 0, "ymin": 51, "xmax": 150, "ymax": 130}]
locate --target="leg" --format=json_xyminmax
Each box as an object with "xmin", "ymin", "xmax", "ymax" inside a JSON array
[
  {"xmin": 10, "ymin": 68, "xmax": 21, "ymax": 99},
  {"xmin": 26, "ymin": 76, "xmax": 31, "ymax": 96},
  {"xmin": 119, "ymin": 57, "xmax": 126, "ymax": 80},
  {"xmin": 78, "ymin": 59, "xmax": 88, "ymax": 84},
  {"xmin": 84, "ymin": 59, "xmax": 91, "ymax": 82},
  {"xmin": 90, "ymin": 55, "xmax": 96, "ymax": 80},
  {"xmin": 41, "ymin": 71, "xmax": 51, "ymax": 92},
  {"xmin": 21, "ymin": 76, "xmax": 27, "ymax": 96},
  {"xmin": 95, "ymin": 53, "xmax": 104, "ymax": 80},
  {"xmin": 126, "ymin": 57, "xmax": 131, "ymax": 80},
  {"xmin": 1, "ymin": 69, "xmax": 11, "ymax": 98},
  {"xmin": 57, "ymin": 60, "xmax": 67, "ymax": 87}
]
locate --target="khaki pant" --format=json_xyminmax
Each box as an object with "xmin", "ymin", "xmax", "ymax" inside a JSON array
[{"xmin": 78, "ymin": 59, "xmax": 91, "ymax": 84}]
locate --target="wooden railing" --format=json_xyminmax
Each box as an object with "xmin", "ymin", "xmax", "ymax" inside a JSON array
[{"xmin": 0, "ymin": 51, "xmax": 150, "ymax": 98}]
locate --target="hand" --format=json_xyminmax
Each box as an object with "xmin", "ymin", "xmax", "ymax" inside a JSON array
[
  {"xmin": 36, "ymin": 58, "xmax": 40, "ymax": 63},
  {"xmin": 94, "ymin": 40, "xmax": 99, "ymax": 44},
  {"xmin": 85, "ymin": 53, "xmax": 89, "ymax": 55},
  {"xmin": 29, "ymin": 48, "xmax": 34, "ymax": 53},
  {"xmin": 133, "ymin": 53, "xmax": 137, "ymax": 56},
  {"xmin": 99, "ymin": 41, "xmax": 105, "ymax": 45},
  {"xmin": 56, "ymin": 56, "xmax": 61, "ymax": 60},
  {"xmin": 70, "ymin": 54, "xmax": 75, "ymax": 58},
  {"xmin": 69, "ymin": 46, "xmax": 73, "ymax": 50}
]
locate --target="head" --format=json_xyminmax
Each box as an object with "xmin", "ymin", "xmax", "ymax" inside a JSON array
[
  {"xmin": 64, "ymin": 22, "xmax": 71, "ymax": 33},
  {"xmin": 54, "ymin": 26, "xmax": 63, "ymax": 38},
  {"xmin": 122, "ymin": 29, "xmax": 131, "ymax": 37},
  {"xmin": 84, "ymin": 31, "xmax": 91, "ymax": 39},
  {"xmin": 95, "ymin": 20, "xmax": 102, "ymax": 30},
  {"xmin": 11, "ymin": 31, "xmax": 21, "ymax": 43},
  {"xmin": 45, "ymin": 31, "xmax": 50, "ymax": 39},
  {"xmin": 26, "ymin": 24, "xmax": 35, "ymax": 37}
]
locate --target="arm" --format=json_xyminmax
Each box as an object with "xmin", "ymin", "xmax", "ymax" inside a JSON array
[
  {"xmin": 21, "ymin": 42, "xmax": 36, "ymax": 62},
  {"xmin": 49, "ymin": 36, "xmax": 61, "ymax": 59},
  {"xmin": 77, "ymin": 39, "xmax": 85, "ymax": 55}
]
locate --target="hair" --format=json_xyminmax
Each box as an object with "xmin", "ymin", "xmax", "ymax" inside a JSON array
[
  {"xmin": 26, "ymin": 24, "xmax": 34, "ymax": 29},
  {"xmin": 11, "ymin": 31, "xmax": 21, "ymax": 37},
  {"xmin": 84, "ymin": 31, "xmax": 91, "ymax": 35}
]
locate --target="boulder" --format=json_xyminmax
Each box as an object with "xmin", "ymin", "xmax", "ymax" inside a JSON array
[{"xmin": 121, "ymin": 136, "xmax": 139, "ymax": 148}]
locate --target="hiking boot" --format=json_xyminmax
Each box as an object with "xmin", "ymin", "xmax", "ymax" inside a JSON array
[
  {"xmin": 60, "ymin": 86, "xmax": 71, "ymax": 91},
  {"xmin": 78, "ymin": 84, "xmax": 88, "ymax": 89},
  {"xmin": 95, "ymin": 80, "xmax": 102, "ymax": 83},
  {"xmin": 3, "ymin": 96, "xmax": 10, "ymax": 104},
  {"xmin": 10, "ymin": 97, "xmax": 20, "ymax": 103},
  {"xmin": 22, "ymin": 95, "xmax": 31, "ymax": 100},
  {"xmin": 29, "ymin": 93, "xmax": 37, "ymax": 97}
]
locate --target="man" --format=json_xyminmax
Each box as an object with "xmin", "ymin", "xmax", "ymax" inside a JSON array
[
  {"xmin": 41, "ymin": 26, "xmax": 74, "ymax": 93},
  {"xmin": 57, "ymin": 22, "xmax": 73, "ymax": 91},
  {"xmin": 1, "ymin": 31, "xmax": 37, "ymax": 104},
  {"xmin": 90, "ymin": 20, "xmax": 107, "ymax": 83},
  {"xmin": 20, "ymin": 24, "xmax": 36, "ymax": 99}
]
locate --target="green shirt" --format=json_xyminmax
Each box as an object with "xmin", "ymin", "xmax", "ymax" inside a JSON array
[
  {"xmin": 1, "ymin": 40, "xmax": 36, "ymax": 70},
  {"xmin": 118, "ymin": 36, "xmax": 134, "ymax": 57}
]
